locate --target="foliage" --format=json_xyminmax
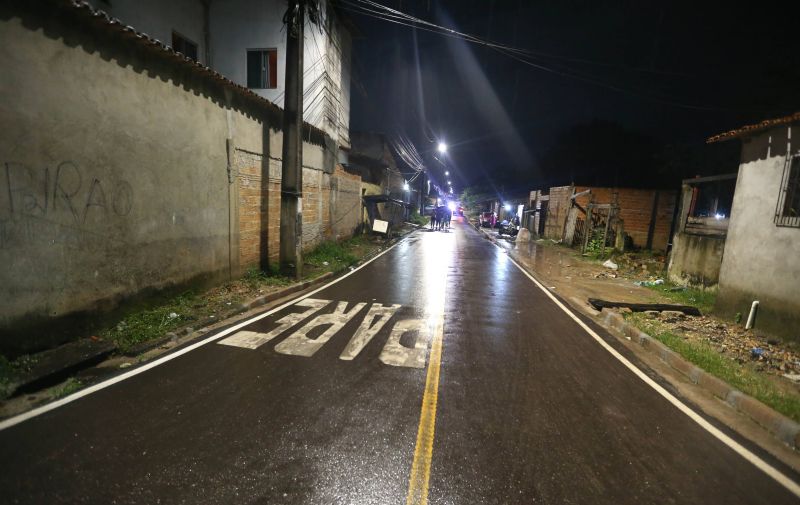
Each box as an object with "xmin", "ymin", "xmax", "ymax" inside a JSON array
[
  {"xmin": 408, "ymin": 210, "xmax": 427, "ymax": 226},
  {"xmin": 305, "ymin": 238, "xmax": 360, "ymax": 272},
  {"xmin": 644, "ymin": 281, "xmax": 717, "ymax": 315},
  {"xmin": 102, "ymin": 291, "xmax": 199, "ymax": 353},
  {"xmin": 583, "ymin": 228, "xmax": 610, "ymax": 258},
  {"xmin": 53, "ymin": 378, "xmax": 83, "ymax": 399},
  {"xmin": 459, "ymin": 186, "xmax": 496, "ymax": 215},
  {"xmin": 0, "ymin": 353, "xmax": 41, "ymax": 400},
  {"xmin": 628, "ymin": 314, "xmax": 800, "ymax": 423},
  {"xmin": 242, "ymin": 266, "xmax": 292, "ymax": 290}
]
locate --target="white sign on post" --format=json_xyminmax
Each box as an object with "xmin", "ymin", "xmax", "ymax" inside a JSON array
[{"xmin": 372, "ymin": 219, "xmax": 389, "ymax": 234}]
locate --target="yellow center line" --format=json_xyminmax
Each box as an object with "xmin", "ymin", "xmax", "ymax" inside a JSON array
[{"xmin": 406, "ymin": 314, "xmax": 445, "ymax": 505}]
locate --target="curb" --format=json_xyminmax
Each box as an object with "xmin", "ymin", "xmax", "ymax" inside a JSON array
[
  {"xmin": 122, "ymin": 272, "xmax": 337, "ymax": 358},
  {"xmin": 601, "ymin": 310, "xmax": 800, "ymax": 449},
  {"xmin": 502, "ymin": 239, "xmax": 800, "ymax": 451},
  {"xmin": 125, "ymin": 226, "xmax": 421, "ymax": 357}
]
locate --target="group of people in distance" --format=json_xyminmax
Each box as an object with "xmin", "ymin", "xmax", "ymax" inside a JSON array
[{"xmin": 430, "ymin": 205, "xmax": 452, "ymax": 231}]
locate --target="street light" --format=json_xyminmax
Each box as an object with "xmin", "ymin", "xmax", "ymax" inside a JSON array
[
  {"xmin": 403, "ymin": 181, "xmax": 410, "ymax": 191},
  {"xmin": 437, "ymin": 142, "xmax": 447, "ymax": 153},
  {"xmin": 445, "ymin": 171, "xmax": 449, "ymax": 176}
]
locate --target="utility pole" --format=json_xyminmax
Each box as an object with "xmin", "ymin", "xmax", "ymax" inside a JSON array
[
  {"xmin": 280, "ymin": 0, "xmax": 305, "ymax": 279},
  {"xmin": 419, "ymin": 171, "xmax": 426, "ymax": 214}
]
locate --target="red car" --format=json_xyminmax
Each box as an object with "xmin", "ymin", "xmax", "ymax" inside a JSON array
[{"xmin": 479, "ymin": 212, "xmax": 495, "ymax": 228}]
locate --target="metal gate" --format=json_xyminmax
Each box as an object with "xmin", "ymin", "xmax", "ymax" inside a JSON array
[
  {"xmin": 573, "ymin": 203, "xmax": 619, "ymax": 255},
  {"xmin": 581, "ymin": 203, "xmax": 618, "ymax": 255}
]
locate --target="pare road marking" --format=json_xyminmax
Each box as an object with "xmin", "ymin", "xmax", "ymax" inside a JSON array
[{"xmin": 217, "ymin": 299, "xmax": 428, "ymax": 368}]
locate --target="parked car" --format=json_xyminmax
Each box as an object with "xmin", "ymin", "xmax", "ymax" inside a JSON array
[{"xmin": 479, "ymin": 212, "xmax": 495, "ymax": 227}]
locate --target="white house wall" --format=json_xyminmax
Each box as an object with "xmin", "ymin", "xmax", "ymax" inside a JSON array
[
  {"xmin": 716, "ymin": 126, "xmax": 800, "ymax": 340},
  {"xmin": 209, "ymin": 0, "xmax": 350, "ymax": 146}
]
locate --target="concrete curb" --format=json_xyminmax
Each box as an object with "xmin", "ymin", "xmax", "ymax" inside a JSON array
[
  {"xmin": 498, "ymin": 233, "xmax": 800, "ymax": 451},
  {"xmin": 130, "ymin": 226, "xmax": 422, "ymax": 354},
  {"xmin": 601, "ymin": 310, "xmax": 800, "ymax": 449}
]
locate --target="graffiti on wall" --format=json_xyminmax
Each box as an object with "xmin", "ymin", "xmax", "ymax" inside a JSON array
[{"xmin": 0, "ymin": 161, "xmax": 133, "ymax": 249}]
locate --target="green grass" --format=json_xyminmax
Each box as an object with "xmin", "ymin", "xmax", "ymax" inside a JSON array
[
  {"xmin": 101, "ymin": 291, "xmax": 200, "ymax": 353},
  {"xmin": 242, "ymin": 266, "xmax": 292, "ymax": 290},
  {"xmin": 53, "ymin": 378, "xmax": 83, "ymax": 399},
  {"xmin": 643, "ymin": 280, "xmax": 717, "ymax": 314},
  {"xmin": 305, "ymin": 238, "xmax": 361, "ymax": 272},
  {"xmin": 2, "ymin": 235, "xmax": 381, "ymax": 386},
  {"xmin": 408, "ymin": 211, "xmax": 428, "ymax": 226},
  {"xmin": 0, "ymin": 354, "xmax": 41, "ymax": 399},
  {"xmin": 0, "ymin": 355, "xmax": 15, "ymax": 399},
  {"xmin": 628, "ymin": 314, "xmax": 800, "ymax": 422}
]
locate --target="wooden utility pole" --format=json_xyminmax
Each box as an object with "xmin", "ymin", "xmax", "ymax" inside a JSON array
[{"xmin": 280, "ymin": 0, "xmax": 305, "ymax": 278}]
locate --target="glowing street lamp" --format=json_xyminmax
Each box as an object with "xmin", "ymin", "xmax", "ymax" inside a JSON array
[
  {"xmin": 437, "ymin": 142, "xmax": 447, "ymax": 153},
  {"xmin": 403, "ymin": 181, "xmax": 410, "ymax": 191},
  {"xmin": 445, "ymin": 171, "xmax": 449, "ymax": 176}
]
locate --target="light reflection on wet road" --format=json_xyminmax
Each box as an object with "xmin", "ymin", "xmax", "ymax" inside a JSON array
[{"xmin": 0, "ymin": 220, "xmax": 798, "ymax": 504}]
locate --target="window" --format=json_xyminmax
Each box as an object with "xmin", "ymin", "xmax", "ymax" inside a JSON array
[
  {"xmin": 172, "ymin": 31, "xmax": 198, "ymax": 62},
  {"xmin": 247, "ymin": 49, "xmax": 278, "ymax": 89},
  {"xmin": 776, "ymin": 155, "xmax": 800, "ymax": 227}
]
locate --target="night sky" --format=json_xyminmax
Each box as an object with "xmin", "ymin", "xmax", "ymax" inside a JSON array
[{"xmin": 346, "ymin": 1, "xmax": 800, "ymax": 194}]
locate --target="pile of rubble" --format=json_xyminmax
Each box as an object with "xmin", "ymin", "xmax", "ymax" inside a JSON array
[{"xmin": 643, "ymin": 311, "xmax": 800, "ymax": 382}]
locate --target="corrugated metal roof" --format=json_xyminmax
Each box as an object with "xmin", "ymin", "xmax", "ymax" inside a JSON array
[
  {"xmin": 707, "ymin": 111, "xmax": 800, "ymax": 143},
  {"xmin": 60, "ymin": 0, "xmax": 329, "ymax": 142}
]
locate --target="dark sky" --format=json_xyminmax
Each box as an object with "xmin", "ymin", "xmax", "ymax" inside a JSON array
[{"xmin": 346, "ymin": 1, "xmax": 800, "ymax": 193}]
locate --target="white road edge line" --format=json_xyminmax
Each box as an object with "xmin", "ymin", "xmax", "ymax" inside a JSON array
[
  {"xmin": 0, "ymin": 234, "xmax": 412, "ymax": 432},
  {"xmin": 505, "ymin": 251, "xmax": 800, "ymax": 497}
]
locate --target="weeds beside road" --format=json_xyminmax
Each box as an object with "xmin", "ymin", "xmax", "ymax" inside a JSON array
[
  {"xmin": 0, "ymin": 234, "xmax": 390, "ymax": 402},
  {"xmin": 627, "ymin": 312, "xmax": 800, "ymax": 423}
]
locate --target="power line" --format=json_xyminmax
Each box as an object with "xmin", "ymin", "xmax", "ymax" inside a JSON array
[{"xmin": 339, "ymin": 0, "xmax": 731, "ymax": 112}]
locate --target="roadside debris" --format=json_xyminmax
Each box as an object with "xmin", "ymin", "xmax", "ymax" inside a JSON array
[
  {"xmin": 641, "ymin": 310, "xmax": 800, "ymax": 379},
  {"xmin": 588, "ymin": 298, "xmax": 701, "ymax": 316},
  {"xmin": 634, "ymin": 279, "xmax": 664, "ymax": 287},
  {"xmin": 602, "ymin": 259, "xmax": 618, "ymax": 270}
]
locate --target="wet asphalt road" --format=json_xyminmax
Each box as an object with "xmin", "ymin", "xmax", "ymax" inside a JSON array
[{"xmin": 1, "ymin": 220, "xmax": 799, "ymax": 504}]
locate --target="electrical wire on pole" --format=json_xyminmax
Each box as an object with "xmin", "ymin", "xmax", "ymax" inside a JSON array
[{"xmin": 279, "ymin": 0, "xmax": 321, "ymax": 278}]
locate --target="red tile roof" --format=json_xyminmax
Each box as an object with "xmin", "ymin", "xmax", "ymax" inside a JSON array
[{"xmin": 707, "ymin": 112, "xmax": 800, "ymax": 143}]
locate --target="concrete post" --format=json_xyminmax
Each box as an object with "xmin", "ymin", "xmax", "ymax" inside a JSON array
[{"xmin": 279, "ymin": 1, "xmax": 305, "ymax": 279}]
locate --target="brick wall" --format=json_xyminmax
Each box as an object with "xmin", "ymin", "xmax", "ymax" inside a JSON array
[
  {"xmin": 543, "ymin": 185, "xmax": 573, "ymax": 240},
  {"xmin": 237, "ymin": 149, "xmax": 361, "ymax": 270},
  {"xmin": 330, "ymin": 165, "xmax": 362, "ymax": 240},
  {"xmin": 572, "ymin": 186, "xmax": 676, "ymax": 251}
]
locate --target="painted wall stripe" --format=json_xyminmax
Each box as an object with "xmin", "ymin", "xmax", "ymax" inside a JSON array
[
  {"xmin": 0, "ymin": 236, "xmax": 408, "ymax": 432},
  {"xmin": 504, "ymin": 250, "xmax": 800, "ymax": 498}
]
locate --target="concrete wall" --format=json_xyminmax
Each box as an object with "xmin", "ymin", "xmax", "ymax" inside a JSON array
[
  {"xmin": 667, "ymin": 233, "xmax": 725, "ymax": 288},
  {"xmin": 85, "ymin": 0, "xmax": 351, "ymax": 147},
  {"xmin": 0, "ymin": 5, "xmax": 358, "ymax": 354},
  {"xmin": 716, "ymin": 126, "xmax": 800, "ymax": 340},
  {"xmin": 86, "ymin": 0, "xmax": 208, "ymax": 64}
]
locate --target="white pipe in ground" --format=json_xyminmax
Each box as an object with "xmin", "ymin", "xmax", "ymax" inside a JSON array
[{"xmin": 745, "ymin": 300, "xmax": 759, "ymax": 330}]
